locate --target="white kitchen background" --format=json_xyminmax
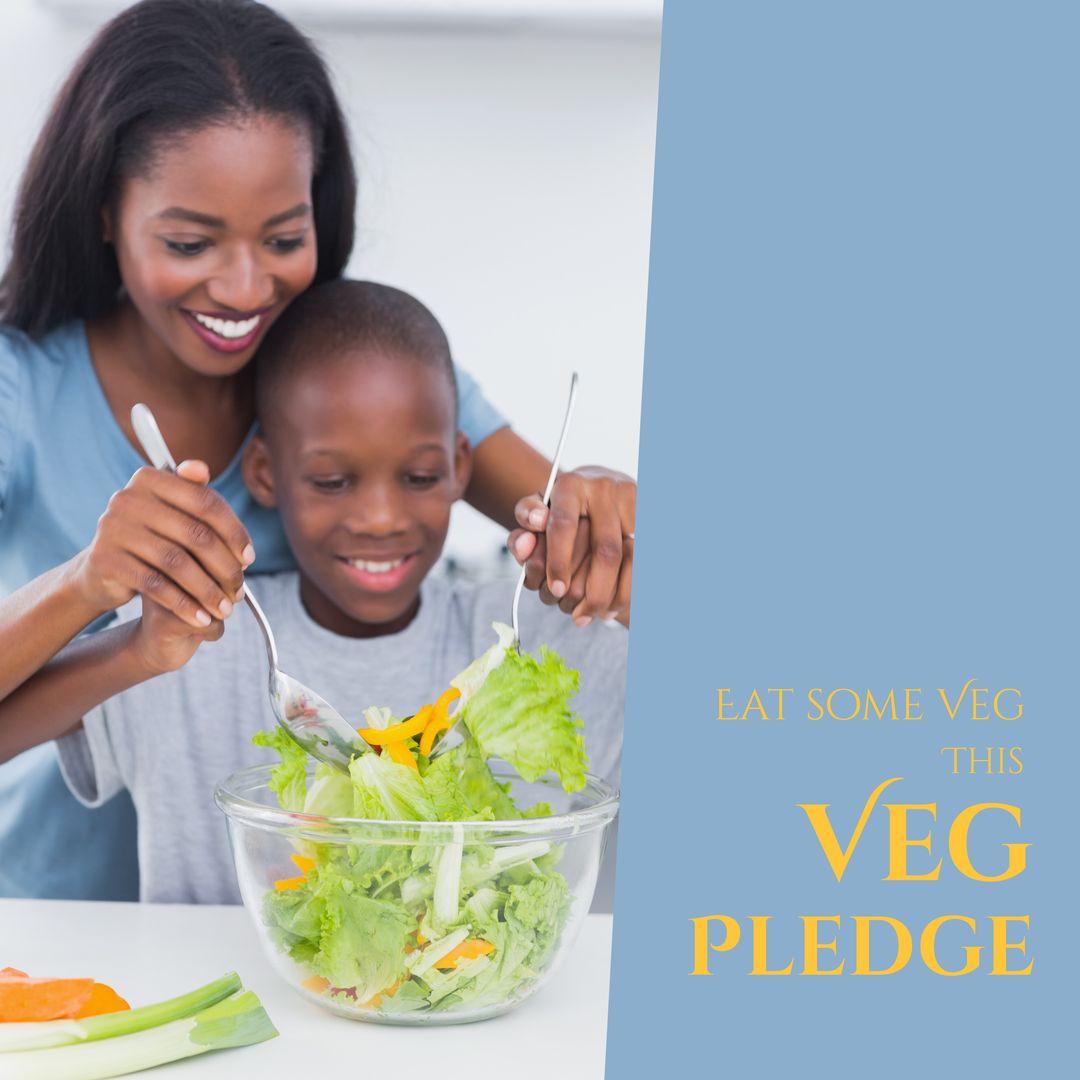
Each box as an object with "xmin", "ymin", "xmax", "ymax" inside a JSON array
[{"xmin": 0, "ymin": 0, "xmax": 660, "ymax": 571}]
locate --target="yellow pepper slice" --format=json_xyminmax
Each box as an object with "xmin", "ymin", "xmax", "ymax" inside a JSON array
[
  {"xmin": 358, "ymin": 704, "xmax": 433, "ymax": 746},
  {"xmin": 419, "ymin": 687, "xmax": 462, "ymax": 756},
  {"xmin": 384, "ymin": 740, "xmax": 418, "ymax": 771}
]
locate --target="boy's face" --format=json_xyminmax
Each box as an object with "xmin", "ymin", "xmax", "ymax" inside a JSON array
[{"xmin": 244, "ymin": 351, "xmax": 471, "ymax": 637}]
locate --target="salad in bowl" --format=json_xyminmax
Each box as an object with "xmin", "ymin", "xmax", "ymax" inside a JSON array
[{"xmin": 216, "ymin": 625, "xmax": 618, "ymax": 1025}]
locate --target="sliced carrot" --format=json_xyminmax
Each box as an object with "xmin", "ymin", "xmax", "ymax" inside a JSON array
[
  {"xmin": 384, "ymin": 740, "xmax": 418, "ymax": 771},
  {"xmin": 0, "ymin": 971, "xmax": 128, "ymax": 1020},
  {"xmin": 74, "ymin": 982, "xmax": 130, "ymax": 1018},
  {"xmin": 358, "ymin": 706, "xmax": 432, "ymax": 746},
  {"xmin": 274, "ymin": 875, "xmax": 306, "ymax": 891},
  {"xmin": 291, "ymin": 854, "xmax": 316, "ymax": 874},
  {"xmin": 433, "ymin": 939, "xmax": 495, "ymax": 970},
  {"xmin": 0, "ymin": 976, "xmax": 95, "ymax": 1022},
  {"xmin": 302, "ymin": 975, "xmax": 330, "ymax": 993}
]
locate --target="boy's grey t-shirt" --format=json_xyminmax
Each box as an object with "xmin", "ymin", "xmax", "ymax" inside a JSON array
[{"xmin": 57, "ymin": 572, "xmax": 626, "ymax": 905}]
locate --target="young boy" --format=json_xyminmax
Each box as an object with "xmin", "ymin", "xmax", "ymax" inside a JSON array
[{"xmin": 0, "ymin": 281, "xmax": 629, "ymax": 906}]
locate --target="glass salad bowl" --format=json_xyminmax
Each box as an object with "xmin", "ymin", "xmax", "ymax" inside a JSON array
[{"xmin": 215, "ymin": 763, "xmax": 618, "ymax": 1025}]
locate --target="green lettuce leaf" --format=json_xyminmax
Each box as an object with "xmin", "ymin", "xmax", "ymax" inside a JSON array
[
  {"xmin": 451, "ymin": 622, "xmax": 516, "ymax": 706},
  {"xmin": 369, "ymin": 979, "xmax": 429, "ymax": 1014},
  {"xmin": 459, "ymin": 644, "xmax": 588, "ymax": 791},
  {"xmin": 453, "ymin": 921, "xmax": 540, "ymax": 1009},
  {"xmin": 349, "ymin": 752, "xmax": 437, "ymax": 821},
  {"xmin": 361, "ymin": 705, "xmax": 397, "ymax": 730},
  {"xmin": 327, "ymin": 841, "xmax": 415, "ymax": 897},
  {"xmin": 313, "ymin": 889, "xmax": 414, "ymax": 999},
  {"xmin": 262, "ymin": 868, "xmax": 415, "ymax": 1000},
  {"xmin": 505, "ymin": 874, "xmax": 571, "ymax": 943},
  {"xmin": 419, "ymin": 750, "xmax": 474, "ymax": 821},
  {"xmin": 422, "ymin": 742, "xmax": 520, "ymax": 820},
  {"xmin": 303, "ymin": 763, "xmax": 355, "ymax": 818},
  {"xmin": 252, "ymin": 728, "xmax": 308, "ymax": 812},
  {"xmin": 262, "ymin": 884, "xmax": 325, "ymax": 968}
]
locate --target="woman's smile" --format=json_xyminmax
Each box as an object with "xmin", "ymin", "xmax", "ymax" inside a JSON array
[{"xmin": 180, "ymin": 306, "xmax": 274, "ymax": 354}]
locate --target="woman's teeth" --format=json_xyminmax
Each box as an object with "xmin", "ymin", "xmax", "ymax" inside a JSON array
[
  {"xmin": 192, "ymin": 312, "xmax": 261, "ymax": 339},
  {"xmin": 348, "ymin": 557, "xmax": 406, "ymax": 574}
]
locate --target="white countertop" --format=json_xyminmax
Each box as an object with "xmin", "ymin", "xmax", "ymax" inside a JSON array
[{"xmin": 0, "ymin": 899, "xmax": 612, "ymax": 1078}]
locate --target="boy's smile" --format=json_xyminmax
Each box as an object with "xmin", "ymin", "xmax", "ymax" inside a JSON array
[
  {"xmin": 338, "ymin": 554, "xmax": 419, "ymax": 593},
  {"xmin": 244, "ymin": 350, "xmax": 470, "ymax": 638}
]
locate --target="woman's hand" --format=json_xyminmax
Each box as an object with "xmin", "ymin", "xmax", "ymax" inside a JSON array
[
  {"xmin": 131, "ymin": 596, "xmax": 224, "ymax": 677},
  {"xmin": 72, "ymin": 460, "xmax": 253, "ymax": 629},
  {"xmin": 508, "ymin": 466, "xmax": 636, "ymax": 627}
]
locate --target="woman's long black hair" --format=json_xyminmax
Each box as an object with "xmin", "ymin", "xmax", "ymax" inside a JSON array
[{"xmin": 0, "ymin": 0, "xmax": 356, "ymax": 336}]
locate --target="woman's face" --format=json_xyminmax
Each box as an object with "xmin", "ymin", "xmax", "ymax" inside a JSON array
[{"xmin": 107, "ymin": 116, "xmax": 317, "ymax": 377}]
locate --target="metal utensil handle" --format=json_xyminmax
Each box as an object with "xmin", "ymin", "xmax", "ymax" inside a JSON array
[
  {"xmin": 130, "ymin": 403, "xmax": 280, "ymax": 676},
  {"xmin": 131, "ymin": 403, "xmax": 178, "ymax": 473},
  {"xmin": 538, "ymin": 372, "xmax": 579, "ymax": 506},
  {"xmin": 240, "ymin": 583, "xmax": 280, "ymax": 678},
  {"xmin": 511, "ymin": 372, "xmax": 579, "ymax": 639}
]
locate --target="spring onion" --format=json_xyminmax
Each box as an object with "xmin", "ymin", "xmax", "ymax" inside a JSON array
[
  {"xmin": 0, "ymin": 971, "xmax": 241, "ymax": 1053},
  {"xmin": 0, "ymin": 980, "xmax": 276, "ymax": 1080}
]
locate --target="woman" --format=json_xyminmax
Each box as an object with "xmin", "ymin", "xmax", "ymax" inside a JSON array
[{"xmin": 0, "ymin": 0, "xmax": 634, "ymax": 901}]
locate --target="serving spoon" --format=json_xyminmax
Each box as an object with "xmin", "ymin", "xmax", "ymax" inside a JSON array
[{"xmin": 130, "ymin": 403, "xmax": 368, "ymax": 773}]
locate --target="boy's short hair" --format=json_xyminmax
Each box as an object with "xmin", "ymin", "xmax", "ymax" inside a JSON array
[{"xmin": 255, "ymin": 279, "xmax": 458, "ymax": 427}]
